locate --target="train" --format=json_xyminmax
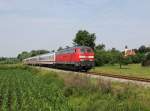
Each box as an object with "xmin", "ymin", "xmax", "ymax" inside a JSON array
[{"xmin": 23, "ymin": 46, "xmax": 95, "ymax": 71}]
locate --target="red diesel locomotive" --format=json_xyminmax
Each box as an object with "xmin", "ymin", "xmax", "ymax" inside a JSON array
[{"xmin": 23, "ymin": 46, "xmax": 94, "ymax": 71}]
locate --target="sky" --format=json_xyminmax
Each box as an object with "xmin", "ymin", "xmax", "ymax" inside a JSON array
[{"xmin": 0, "ymin": 0, "xmax": 150, "ymax": 57}]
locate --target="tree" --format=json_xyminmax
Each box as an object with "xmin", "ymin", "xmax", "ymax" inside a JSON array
[
  {"xmin": 138, "ymin": 45, "xmax": 146, "ymax": 53},
  {"xmin": 51, "ymin": 50, "xmax": 55, "ymax": 52},
  {"xmin": 146, "ymin": 46, "xmax": 150, "ymax": 52},
  {"xmin": 108, "ymin": 48, "xmax": 121, "ymax": 65},
  {"xmin": 57, "ymin": 46, "xmax": 63, "ymax": 51},
  {"xmin": 73, "ymin": 30, "xmax": 96, "ymax": 49},
  {"xmin": 94, "ymin": 44, "xmax": 106, "ymax": 66},
  {"xmin": 17, "ymin": 51, "xmax": 31, "ymax": 60},
  {"xmin": 30, "ymin": 50, "xmax": 49, "ymax": 57},
  {"xmin": 17, "ymin": 50, "xmax": 49, "ymax": 60},
  {"xmin": 65, "ymin": 45, "xmax": 70, "ymax": 49},
  {"xmin": 94, "ymin": 50, "xmax": 106, "ymax": 66},
  {"xmin": 118, "ymin": 53, "xmax": 123, "ymax": 69},
  {"xmin": 95, "ymin": 44, "xmax": 105, "ymax": 51},
  {"xmin": 142, "ymin": 52, "xmax": 150, "ymax": 66},
  {"xmin": 94, "ymin": 44, "xmax": 122, "ymax": 66}
]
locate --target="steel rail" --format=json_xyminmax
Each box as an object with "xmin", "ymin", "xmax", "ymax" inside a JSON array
[
  {"xmin": 35, "ymin": 66, "xmax": 150, "ymax": 83},
  {"xmin": 88, "ymin": 72, "xmax": 150, "ymax": 83}
]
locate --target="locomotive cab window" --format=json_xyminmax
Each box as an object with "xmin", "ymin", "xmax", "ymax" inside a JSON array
[
  {"xmin": 80, "ymin": 48, "xmax": 86, "ymax": 53},
  {"xmin": 87, "ymin": 48, "xmax": 93, "ymax": 53}
]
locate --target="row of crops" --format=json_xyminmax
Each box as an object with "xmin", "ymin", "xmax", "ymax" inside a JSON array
[
  {"xmin": 0, "ymin": 66, "xmax": 72, "ymax": 111},
  {"xmin": 0, "ymin": 65, "xmax": 150, "ymax": 111}
]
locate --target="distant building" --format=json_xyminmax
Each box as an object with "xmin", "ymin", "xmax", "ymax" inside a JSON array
[{"xmin": 124, "ymin": 46, "xmax": 136, "ymax": 57}]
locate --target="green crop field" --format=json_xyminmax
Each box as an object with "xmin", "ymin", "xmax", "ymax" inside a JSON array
[
  {"xmin": 0, "ymin": 65, "xmax": 72, "ymax": 111},
  {"xmin": 91, "ymin": 64, "xmax": 150, "ymax": 78},
  {"xmin": 0, "ymin": 64, "xmax": 150, "ymax": 111}
]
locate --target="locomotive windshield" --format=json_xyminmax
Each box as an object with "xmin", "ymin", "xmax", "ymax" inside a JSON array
[
  {"xmin": 80, "ymin": 48, "xmax": 86, "ymax": 53},
  {"xmin": 87, "ymin": 48, "xmax": 93, "ymax": 53},
  {"xmin": 80, "ymin": 48, "xmax": 93, "ymax": 53}
]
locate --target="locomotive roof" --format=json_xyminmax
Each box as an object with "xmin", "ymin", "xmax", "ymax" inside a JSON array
[
  {"xmin": 56, "ymin": 46, "xmax": 92, "ymax": 54},
  {"xmin": 74, "ymin": 46, "xmax": 91, "ymax": 49},
  {"xmin": 59, "ymin": 46, "xmax": 91, "ymax": 50}
]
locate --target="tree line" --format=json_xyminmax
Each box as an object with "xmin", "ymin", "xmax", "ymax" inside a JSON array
[
  {"xmin": 0, "ymin": 30, "xmax": 150, "ymax": 66},
  {"xmin": 17, "ymin": 50, "xmax": 50, "ymax": 60},
  {"xmin": 0, "ymin": 57, "xmax": 19, "ymax": 64},
  {"xmin": 73, "ymin": 30, "xmax": 150, "ymax": 67}
]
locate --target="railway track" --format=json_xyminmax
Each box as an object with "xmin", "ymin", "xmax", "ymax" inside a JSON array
[
  {"xmin": 38, "ymin": 66, "xmax": 150, "ymax": 84},
  {"xmin": 88, "ymin": 72, "xmax": 150, "ymax": 83}
]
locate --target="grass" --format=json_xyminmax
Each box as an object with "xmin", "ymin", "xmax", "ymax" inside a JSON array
[
  {"xmin": 60, "ymin": 73, "xmax": 150, "ymax": 111},
  {"xmin": 90, "ymin": 64, "xmax": 150, "ymax": 78},
  {"xmin": 0, "ymin": 64, "xmax": 150, "ymax": 111}
]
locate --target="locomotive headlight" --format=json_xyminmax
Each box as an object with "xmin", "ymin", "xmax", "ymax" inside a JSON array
[
  {"xmin": 79, "ymin": 56, "xmax": 86, "ymax": 58},
  {"xmin": 88, "ymin": 56, "xmax": 94, "ymax": 58}
]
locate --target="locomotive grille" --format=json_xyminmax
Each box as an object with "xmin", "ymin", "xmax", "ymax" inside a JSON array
[{"xmin": 80, "ymin": 61, "xmax": 95, "ymax": 67}]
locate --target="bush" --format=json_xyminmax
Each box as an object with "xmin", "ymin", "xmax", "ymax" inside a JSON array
[
  {"xmin": 142, "ymin": 52, "xmax": 150, "ymax": 66},
  {"xmin": 94, "ymin": 48, "xmax": 121, "ymax": 66},
  {"xmin": 94, "ymin": 50, "xmax": 106, "ymax": 66},
  {"xmin": 131, "ymin": 53, "xmax": 145, "ymax": 63}
]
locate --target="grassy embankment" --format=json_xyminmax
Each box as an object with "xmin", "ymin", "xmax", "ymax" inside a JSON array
[
  {"xmin": 91, "ymin": 64, "xmax": 150, "ymax": 78},
  {"xmin": 0, "ymin": 64, "xmax": 150, "ymax": 111}
]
